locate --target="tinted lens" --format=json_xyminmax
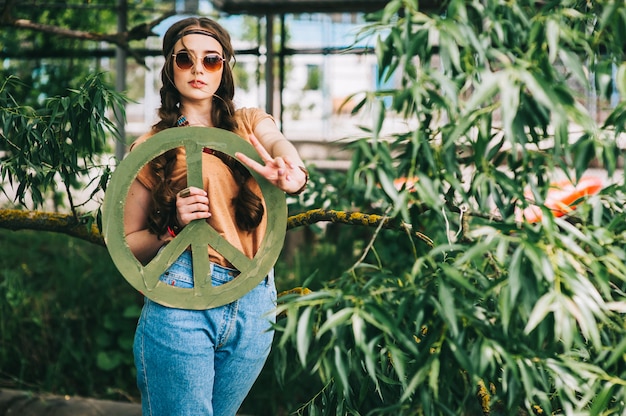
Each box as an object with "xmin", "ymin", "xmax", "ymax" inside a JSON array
[
  {"xmin": 202, "ymin": 55, "xmax": 224, "ymax": 72},
  {"xmin": 174, "ymin": 52, "xmax": 193, "ymax": 69}
]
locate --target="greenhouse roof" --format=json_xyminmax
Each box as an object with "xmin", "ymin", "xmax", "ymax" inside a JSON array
[{"xmin": 211, "ymin": 0, "xmax": 400, "ymax": 15}]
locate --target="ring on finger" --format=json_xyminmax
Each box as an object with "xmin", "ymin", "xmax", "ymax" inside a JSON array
[{"xmin": 179, "ymin": 187, "xmax": 191, "ymax": 198}]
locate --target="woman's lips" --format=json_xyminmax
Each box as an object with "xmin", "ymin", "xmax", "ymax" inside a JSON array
[{"xmin": 189, "ymin": 80, "xmax": 206, "ymax": 88}]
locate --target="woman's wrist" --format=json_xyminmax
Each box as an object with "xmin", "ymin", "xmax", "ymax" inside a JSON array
[{"xmin": 287, "ymin": 166, "xmax": 309, "ymax": 196}]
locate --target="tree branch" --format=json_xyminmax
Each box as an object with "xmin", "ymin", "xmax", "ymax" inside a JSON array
[
  {"xmin": 9, "ymin": 19, "xmax": 122, "ymax": 43},
  {"xmin": 0, "ymin": 209, "xmax": 104, "ymax": 246},
  {"xmin": 0, "ymin": 5, "xmax": 176, "ymax": 65},
  {"xmin": 287, "ymin": 208, "xmax": 433, "ymax": 246},
  {"xmin": 0, "ymin": 208, "xmax": 434, "ymax": 248}
]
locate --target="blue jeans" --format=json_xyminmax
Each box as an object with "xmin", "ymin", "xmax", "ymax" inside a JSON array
[{"xmin": 133, "ymin": 251, "xmax": 277, "ymax": 416}]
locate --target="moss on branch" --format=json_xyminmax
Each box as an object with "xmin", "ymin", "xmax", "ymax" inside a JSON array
[{"xmin": 0, "ymin": 209, "xmax": 104, "ymax": 245}]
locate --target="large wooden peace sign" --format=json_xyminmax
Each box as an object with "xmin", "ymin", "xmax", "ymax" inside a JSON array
[{"xmin": 102, "ymin": 127, "xmax": 287, "ymax": 310}]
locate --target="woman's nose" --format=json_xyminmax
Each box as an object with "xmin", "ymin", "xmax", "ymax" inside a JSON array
[{"xmin": 190, "ymin": 57, "xmax": 203, "ymax": 74}]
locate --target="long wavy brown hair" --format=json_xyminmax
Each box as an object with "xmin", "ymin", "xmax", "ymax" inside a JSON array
[{"xmin": 146, "ymin": 17, "xmax": 264, "ymax": 236}]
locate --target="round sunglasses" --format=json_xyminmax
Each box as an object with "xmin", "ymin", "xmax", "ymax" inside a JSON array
[{"xmin": 172, "ymin": 51, "xmax": 225, "ymax": 72}]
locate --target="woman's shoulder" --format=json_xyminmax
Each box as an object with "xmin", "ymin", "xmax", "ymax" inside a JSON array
[
  {"xmin": 129, "ymin": 130, "xmax": 157, "ymax": 151},
  {"xmin": 235, "ymin": 107, "xmax": 275, "ymax": 127}
]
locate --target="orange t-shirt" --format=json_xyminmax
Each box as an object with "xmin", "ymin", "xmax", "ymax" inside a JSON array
[{"xmin": 132, "ymin": 107, "xmax": 273, "ymax": 268}]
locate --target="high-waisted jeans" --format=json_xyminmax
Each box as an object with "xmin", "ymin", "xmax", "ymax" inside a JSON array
[{"xmin": 133, "ymin": 250, "xmax": 277, "ymax": 416}]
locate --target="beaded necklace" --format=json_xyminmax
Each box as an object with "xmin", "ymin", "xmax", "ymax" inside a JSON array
[
  {"xmin": 176, "ymin": 115, "xmax": 215, "ymax": 155},
  {"xmin": 176, "ymin": 115, "xmax": 189, "ymax": 127}
]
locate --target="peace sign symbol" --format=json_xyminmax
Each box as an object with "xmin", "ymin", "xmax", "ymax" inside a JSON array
[{"xmin": 102, "ymin": 127, "xmax": 287, "ymax": 310}]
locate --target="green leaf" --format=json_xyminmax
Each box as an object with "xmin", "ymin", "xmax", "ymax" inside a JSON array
[
  {"xmin": 524, "ymin": 292, "xmax": 556, "ymax": 334},
  {"xmin": 464, "ymin": 70, "xmax": 501, "ymax": 113},
  {"xmin": 297, "ymin": 306, "xmax": 314, "ymax": 365},
  {"xmin": 588, "ymin": 383, "xmax": 615, "ymax": 415},
  {"xmin": 351, "ymin": 312, "xmax": 365, "ymax": 348},
  {"xmin": 428, "ymin": 357, "xmax": 440, "ymax": 399},
  {"xmin": 616, "ymin": 62, "xmax": 626, "ymax": 98},
  {"xmin": 333, "ymin": 345, "xmax": 351, "ymax": 396},
  {"xmin": 316, "ymin": 308, "xmax": 354, "ymax": 339},
  {"xmin": 545, "ymin": 18, "xmax": 560, "ymax": 64},
  {"xmin": 436, "ymin": 282, "xmax": 458, "ymax": 337}
]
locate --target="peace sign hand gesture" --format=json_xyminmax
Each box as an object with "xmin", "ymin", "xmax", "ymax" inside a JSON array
[{"xmin": 235, "ymin": 134, "xmax": 308, "ymax": 195}]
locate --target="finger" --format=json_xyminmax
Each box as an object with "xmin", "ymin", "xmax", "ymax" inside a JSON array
[
  {"xmin": 180, "ymin": 208, "xmax": 211, "ymax": 219},
  {"xmin": 177, "ymin": 194, "xmax": 209, "ymax": 209},
  {"xmin": 235, "ymin": 152, "xmax": 267, "ymax": 175},
  {"xmin": 177, "ymin": 201, "xmax": 211, "ymax": 226},
  {"xmin": 184, "ymin": 201, "xmax": 210, "ymax": 211},
  {"xmin": 283, "ymin": 156, "xmax": 296, "ymax": 170},
  {"xmin": 177, "ymin": 187, "xmax": 209, "ymax": 217},
  {"xmin": 179, "ymin": 211, "xmax": 211, "ymax": 226},
  {"xmin": 275, "ymin": 156, "xmax": 286, "ymax": 176},
  {"xmin": 178, "ymin": 186, "xmax": 207, "ymax": 198},
  {"xmin": 178, "ymin": 187, "xmax": 191, "ymax": 198},
  {"xmin": 248, "ymin": 134, "xmax": 273, "ymax": 162}
]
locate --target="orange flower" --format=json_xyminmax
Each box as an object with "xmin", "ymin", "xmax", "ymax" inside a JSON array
[
  {"xmin": 517, "ymin": 175, "xmax": 604, "ymax": 223},
  {"xmin": 393, "ymin": 176, "xmax": 419, "ymax": 192}
]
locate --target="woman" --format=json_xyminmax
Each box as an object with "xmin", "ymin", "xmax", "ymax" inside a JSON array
[{"xmin": 123, "ymin": 17, "xmax": 308, "ymax": 416}]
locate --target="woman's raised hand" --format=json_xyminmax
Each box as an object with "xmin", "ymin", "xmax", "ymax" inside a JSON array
[{"xmin": 235, "ymin": 134, "xmax": 307, "ymax": 195}]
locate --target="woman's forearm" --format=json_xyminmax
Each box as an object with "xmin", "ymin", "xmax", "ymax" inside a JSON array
[{"xmin": 126, "ymin": 229, "xmax": 171, "ymax": 265}]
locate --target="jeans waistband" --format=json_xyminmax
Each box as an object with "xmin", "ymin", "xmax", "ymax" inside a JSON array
[
  {"xmin": 209, "ymin": 262, "xmax": 240, "ymax": 285},
  {"xmin": 158, "ymin": 250, "xmax": 272, "ymax": 289}
]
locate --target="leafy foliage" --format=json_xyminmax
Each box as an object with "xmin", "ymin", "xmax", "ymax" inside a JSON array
[
  {"xmin": 274, "ymin": 0, "xmax": 626, "ymax": 414},
  {"xmin": 0, "ymin": 74, "xmax": 126, "ymax": 214},
  {"xmin": 0, "ymin": 229, "xmax": 141, "ymax": 399},
  {"xmin": 2, "ymin": 1, "xmax": 626, "ymax": 414}
]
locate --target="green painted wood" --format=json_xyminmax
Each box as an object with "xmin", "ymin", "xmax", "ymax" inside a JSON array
[{"xmin": 102, "ymin": 127, "xmax": 287, "ymax": 309}]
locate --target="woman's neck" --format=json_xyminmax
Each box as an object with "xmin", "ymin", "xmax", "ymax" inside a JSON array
[{"xmin": 179, "ymin": 103, "xmax": 213, "ymax": 127}]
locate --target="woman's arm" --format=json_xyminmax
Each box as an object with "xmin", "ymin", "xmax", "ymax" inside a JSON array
[
  {"xmin": 123, "ymin": 179, "xmax": 172, "ymax": 265},
  {"xmin": 252, "ymin": 117, "xmax": 304, "ymax": 165},
  {"xmin": 124, "ymin": 179, "xmax": 211, "ymax": 265},
  {"xmin": 235, "ymin": 118, "xmax": 308, "ymax": 195}
]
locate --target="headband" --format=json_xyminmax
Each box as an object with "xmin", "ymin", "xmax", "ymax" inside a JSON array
[{"xmin": 174, "ymin": 29, "xmax": 219, "ymax": 43}]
